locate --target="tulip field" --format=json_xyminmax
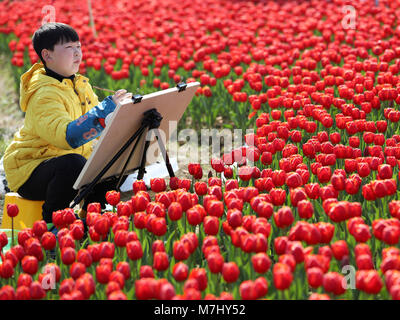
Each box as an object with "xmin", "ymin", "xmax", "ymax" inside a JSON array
[{"xmin": 1, "ymin": 0, "xmax": 400, "ymax": 301}]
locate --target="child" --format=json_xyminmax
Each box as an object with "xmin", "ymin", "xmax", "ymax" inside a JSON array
[{"xmin": 3, "ymin": 22, "xmax": 132, "ymax": 229}]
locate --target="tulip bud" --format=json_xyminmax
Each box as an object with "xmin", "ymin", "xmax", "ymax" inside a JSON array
[{"xmin": 6, "ymin": 203, "xmax": 19, "ymax": 218}]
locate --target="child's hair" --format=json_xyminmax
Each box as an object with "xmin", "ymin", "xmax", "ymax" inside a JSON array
[{"xmin": 32, "ymin": 22, "xmax": 79, "ymax": 65}]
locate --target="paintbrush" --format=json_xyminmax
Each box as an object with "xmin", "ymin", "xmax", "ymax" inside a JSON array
[{"xmin": 92, "ymin": 85, "xmax": 116, "ymax": 94}]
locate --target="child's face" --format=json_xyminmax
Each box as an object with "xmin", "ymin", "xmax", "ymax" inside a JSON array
[{"xmin": 42, "ymin": 41, "xmax": 82, "ymax": 77}]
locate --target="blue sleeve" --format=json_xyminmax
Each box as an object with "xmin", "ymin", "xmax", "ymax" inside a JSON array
[{"xmin": 66, "ymin": 96, "xmax": 116, "ymax": 149}]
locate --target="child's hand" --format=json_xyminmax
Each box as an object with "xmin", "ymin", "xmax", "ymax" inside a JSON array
[{"xmin": 112, "ymin": 89, "xmax": 133, "ymax": 105}]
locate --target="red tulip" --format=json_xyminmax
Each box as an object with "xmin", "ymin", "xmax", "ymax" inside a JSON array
[
  {"xmin": 254, "ymin": 233, "xmax": 268, "ymax": 253},
  {"xmin": 176, "ymin": 191, "xmax": 193, "ymax": 212},
  {"xmin": 62, "ymin": 209, "xmax": 76, "ymax": 226},
  {"xmin": 95, "ymin": 264, "xmax": 111, "ymax": 284},
  {"xmin": 178, "ymin": 179, "xmax": 191, "ymax": 191},
  {"xmin": 309, "ymin": 293, "xmax": 330, "ymax": 300},
  {"xmin": 203, "ymin": 216, "xmax": 219, "ymax": 235},
  {"xmin": 188, "ymin": 163, "xmax": 203, "ymax": 179},
  {"xmin": 239, "ymin": 280, "xmax": 257, "ymax": 300},
  {"xmin": 189, "ymin": 268, "xmax": 207, "ymax": 291},
  {"xmin": 32, "ymin": 220, "xmax": 47, "ymax": 238},
  {"xmin": 0, "ymin": 232, "xmax": 8, "ymax": 250},
  {"xmin": 152, "ymin": 240, "xmax": 165, "ymax": 254},
  {"xmin": 241, "ymin": 234, "xmax": 257, "ymax": 253},
  {"xmin": 108, "ymin": 290, "xmax": 127, "ymax": 300},
  {"xmin": 206, "ymin": 200, "xmax": 224, "ymax": 218},
  {"xmin": 225, "ymin": 179, "xmax": 239, "ymax": 191},
  {"xmin": 238, "ymin": 166, "xmax": 254, "ymax": 181},
  {"xmin": 207, "ymin": 252, "xmax": 224, "ymax": 274},
  {"xmin": 356, "ymin": 254, "xmax": 374, "ymax": 270},
  {"xmin": 274, "ymin": 236, "xmax": 289, "ymax": 255},
  {"xmin": 305, "ymin": 183, "xmax": 320, "ymax": 199},
  {"xmin": 126, "ymin": 241, "xmax": 143, "ymax": 261},
  {"xmin": 357, "ymin": 162, "xmax": 371, "ymax": 178},
  {"xmin": 331, "ymin": 173, "xmax": 346, "ymax": 191},
  {"xmin": 150, "ymin": 178, "xmax": 167, "ymax": 193},
  {"xmin": 306, "ymin": 267, "xmax": 324, "ymax": 289},
  {"xmin": 251, "ymin": 253, "xmax": 271, "ymax": 274},
  {"xmin": 331, "ymin": 240, "xmax": 349, "ymax": 261},
  {"xmin": 30, "ymin": 281, "xmax": 46, "ymax": 300},
  {"xmin": 75, "ymin": 273, "xmax": 95, "ymax": 300},
  {"xmin": 139, "ymin": 265, "xmax": 154, "ymax": 279},
  {"xmin": 222, "ymin": 262, "xmax": 240, "ymax": 283},
  {"xmin": 113, "ymin": 230, "xmax": 128, "ymax": 248},
  {"xmin": 132, "ymin": 192, "xmax": 150, "ymax": 212},
  {"xmin": 0, "ymin": 285, "xmax": 16, "ymax": 300},
  {"xmin": 378, "ymin": 164, "xmax": 393, "ymax": 179},
  {"xmin": 356, "ymin": 270, "xmax": 383, "ymax": 295},
  {"xmin": 94, "ymin": 216, "xmax": 110, "ymax": 236},
  {"xmin": 132, "ymin": 180, "xmax": 147, "ymax": 194},
  {"xmin": 270, "ymin": 188, "xmax": 286, "ymax": 206},
  {"xmin": 186, "ymin": 205, "xmax": 205, "ymax": 226},
  {"xmin": 17, "ymin": 273, "xmax": 32, "ymax": 288},
  {"xmin": 227, "ymin": 208, "xmax": 243, "ymax": 228},
  {"xmin": 153, "ymin": 252, "xmax": 169, "ymax": 271},
  {"xmin": 106, "ymin": 190, "xmax": 120, "ymax": 206},
  {"xmin": 273, "ymin": 263, "xmax": 293, "ymax": 290},
  {"xmin": 173, "ymin": 262, "xmax": 189, "ymax": 281},
  {"xmin": 167, "ymin": 202, "xmax": 183, "ymax": 221},
  {"xmin": 323, "ymin": 272, "xmax": 346, "ymax": 295},
  {"xmin": 274, "ymin": 206, "xmax": 294, "ymax": 229},
  {"xmin": 61, "ymin": 247, "xmax": 76, "ymax": 266},
  {"xmin": 104, "ymin": 280, "xmax": 121, "ymax": 298},
  {"xmin": 0, "ymin": 260, "xmax": 14, "ymax": 279},
  {"xmin": 169, "ymin": 177, "xmax": 180, "ymax": 190},
  {"xmin": 21, "ymin": 256, "xmax": 38, "ymax": 275},
  {"xmin": 70, "ymin": 262, "xmax": 86, "ymax": 280},
  {"xmin": 285, "ymin": 172, "xmax": 303, "ymax": 188},
  {"xmin": 297, "ymin": 200, "xmax": 314, "ymax": 219},
  {"xmin": 6, "ymin": 203, "xmax": 19, "ymax": 218},
  {"xmin": 87, "ymin": 202, "xmax": 101, "ymax": 213},
  {"xmin": 272, "ymin": 170, "xmax": 286, "ymax": 187},
  {"xmin": 317, "ymin": 166, "xmax": 332, "ymax": 183},
  {"xmin": 158, "ymin": 282, "xmax": 175, "ymax": 300},
  {"xmin": 382, "ymin": 226, "xmax": 400, "ymax": 245},
  {"xmin": 211, "ymin": 158, "xmax": 225, "ymax": 173},
  {"xmin": 182, "ymin": 235, "xmax": 198, "ymax": 256},
  {"xmin": 253, "ymin": 276, "xmax": 268, "ymax": 299},
  {"xmin": 151, "ymin": 217, "xmax": 167, "ymax": 237},
  {"xmin": 289, "ymin": 187, "xmax": 307, "ymax": 207},
  {"xmin": 135, "ymin": 278, "xmax": 158, "ymax": 300},
  {"xmin": 173, "ymin": 241, "xmax": 190, "ymax": 261},
  {"xmin": 99, "ymin": 242, "xmax": 115, "ymax": 260},
  {"xmin": 40, "ymin": 232, "xmax": 56, "ymax": 251},
  {"xmin": 109, "ymin": 271, "xmax": 125, "ymax": 289},
  {"xmin": 15, "ymin": 286, "xmax": 30, "ymax": 300},
  {"xmin": 155, "ymin": 192, "xmax": 173, "ymax": 209},
  {"xmin": 194, "ymin": 182, "xmax": 207, "ymax": 196}
]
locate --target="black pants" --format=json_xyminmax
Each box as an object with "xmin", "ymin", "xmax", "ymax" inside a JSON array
[{"xmin": 17, "ymin": 154, "xmax": 119, "ymax": 223}]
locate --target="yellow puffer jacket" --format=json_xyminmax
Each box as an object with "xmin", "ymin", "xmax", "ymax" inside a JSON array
[{"xmin": 3, "ymin": 62, "xmax": 99, "ymax": 192}]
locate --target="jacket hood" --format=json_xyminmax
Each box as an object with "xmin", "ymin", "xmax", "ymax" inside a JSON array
[
  {"xmin": 19, "ymin": 63, "xmax": 63, "ymax": 112},
  {"xmin": 19, "ymin": 63, "xmax": 87, "ymax": 112}
]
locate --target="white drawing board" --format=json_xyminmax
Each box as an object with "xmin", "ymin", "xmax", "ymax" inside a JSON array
[{"xmin": 73, "ymin": 82, "xmax": 200, "ymax": 189}]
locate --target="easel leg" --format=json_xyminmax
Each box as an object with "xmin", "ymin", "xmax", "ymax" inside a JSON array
[
  {"xmin": 153, "ymin": 128, "xmax": 175, "ymax": 178},
  {"xmin": 137, "ymin": 139, "xmax": 151, "ymax": 180},
  {"xmin": 70, "ymin": 123, "xmax": 147, "ymax": 208}
]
